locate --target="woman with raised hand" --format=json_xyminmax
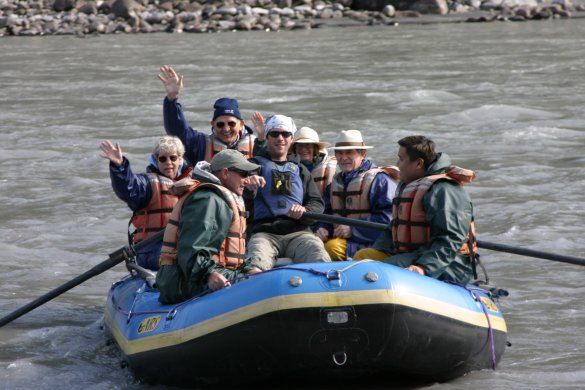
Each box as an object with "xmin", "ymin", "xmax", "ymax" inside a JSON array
[{"xmin": 99, "ymin": 136, "xmax": 192, "ymax": 270}]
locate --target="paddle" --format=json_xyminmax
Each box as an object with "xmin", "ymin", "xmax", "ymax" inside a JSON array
[
  {"xmin": 304, "ymin": 212, "xmax": 585, "ymax": 267},
  {"xmin": 0, "ymin": 230, "xmax": 164, "ymax": 328}
]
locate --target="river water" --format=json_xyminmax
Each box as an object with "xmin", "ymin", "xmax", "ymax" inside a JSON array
[{"xmin": 1, "ymin": 19, "xmax": 585, "ymax": 390}]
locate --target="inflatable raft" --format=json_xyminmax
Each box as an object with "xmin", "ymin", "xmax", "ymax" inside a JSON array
[{"xmin": 104, "ymin": 260, "xmax": 507, "ymax": 387}]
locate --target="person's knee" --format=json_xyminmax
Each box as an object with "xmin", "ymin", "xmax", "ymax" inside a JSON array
[
  {"xmin": 325, "ymin": 237, "xmax": 347, "ymax": 261},
  {"xmin": 246, "ymin": 234, "xmax": 278, "ymax": 270},
  {"xmin": 290, "ymin": 233, "xmax": 331, "ymax": 262},
  {"xmin": 353, "ymin": 248, "xmax": 390, "ymax": 261}
]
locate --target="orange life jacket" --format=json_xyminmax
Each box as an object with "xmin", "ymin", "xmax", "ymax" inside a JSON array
[
  {"xmin": 330, "ymin": 166, "xmax": 400, "ymax": 220},
  {"xmin": 203, "ymin": 133, "xmax": 255, "ymax": 162},
  {"xmin": 131, "ymin": 173, "xmax": 178, "ymax": 244},
  {"xmin": 391, "ymin": 165, "xmax": 477, "ymax": 255},
  {"xmin": 311, "ymin": 155, "xmax": 337, "ymax": 196},
  {"xmin": 159, "ymin": 179, "xmax": 247, "ymax": 270}
]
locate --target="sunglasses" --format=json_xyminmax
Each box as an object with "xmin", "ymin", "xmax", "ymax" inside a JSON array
[
  {"xmin": 158, "ymin": 155, "xmax": 179, "ymax": 163},
  {"xmin": 215, "ymin": 121, "xmax": 238, "ymax": 129},
  {"xmin": 228, "ymin": 167, "xmax": 252, "ymax": 178},
  {"xmin": 268, "ymin": 131, "xmax": 293, "ymax": 139}
]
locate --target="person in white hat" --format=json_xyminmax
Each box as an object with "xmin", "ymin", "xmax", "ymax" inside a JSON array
[
  {"xmin": 243, "ymin": 114, "xmax": 331, "ymax": 271},
  {"xmin": 315, "ymin": 130, "xmax": 399, "ymax": 261}
]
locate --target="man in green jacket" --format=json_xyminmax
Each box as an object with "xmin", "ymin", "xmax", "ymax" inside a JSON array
[
  {"xmin": 354, "ymin": 135, "xmax": 476, "ymax": 285},
  {"xmin": 156, "ymin": 149, "xmax": 261, "ymax": 304}
]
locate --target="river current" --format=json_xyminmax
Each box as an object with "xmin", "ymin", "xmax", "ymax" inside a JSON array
[{"xmin": 1, "ymin": 19, "xmax": 585, "ymax": 390}]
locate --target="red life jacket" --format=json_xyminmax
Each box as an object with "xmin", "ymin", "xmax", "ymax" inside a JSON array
[
  {"xmin": 130, "ymin": 173, "xmax": 177, "ymax": 243},
  {"xmin": 159, "ymin": 179, "xmax": 247, "ymax": 270},
  {"xmin": 130, "ymin": 168, "xmax": 193, "ymax": 244},
  {"xmin": 203, "ymin": 133, "xmax": 255, "ymax": 162},
  {"xmin": 391, "ymin": 165, "xmax": 477, "ymax": 255}
]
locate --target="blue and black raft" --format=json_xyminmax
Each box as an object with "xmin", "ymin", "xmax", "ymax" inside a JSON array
[{"xmin": 104, "ymin": 260, "xmax": 508, "ymax": 387}]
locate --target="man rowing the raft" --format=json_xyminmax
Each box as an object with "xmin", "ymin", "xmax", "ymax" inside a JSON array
[
  {"xmin": 156, "ymin": 149, "xmax": 262, "ymax": 304},
  {"xmin": 354, "ymin": 135, "xmax": 478, "ymax": 285}
]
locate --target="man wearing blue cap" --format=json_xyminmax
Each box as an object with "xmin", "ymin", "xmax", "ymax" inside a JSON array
[{"xmin": 158, "ymin": 65, "xmax": 256, "ymax": 167}]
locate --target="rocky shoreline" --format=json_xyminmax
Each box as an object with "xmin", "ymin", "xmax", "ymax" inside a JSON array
[{"xmin": 1, "ymin": 0, "xmax": 583, "ymax": 37}]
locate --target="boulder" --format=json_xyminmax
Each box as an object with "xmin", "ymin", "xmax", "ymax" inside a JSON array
[
  {"xmin": 111, "ymin": 0, "xmax": 144, "ymax": 19},
  {"xmin": 382, "ymin": 3, "xmax": 395, "ymax": 15},
  {"xmin": 350, "ymin": 0, "xmax": 395, "ymax": 11},
  {"xmin": 53, "ymin": 0, "xmax": 78, "ymax": 11},
  {"xmin": 481, "ymin": 0, "xmax": 504, "ymax": 9},
  {"xmin": 78, "ymin": 1, "xmax": 98, "ymax": 14},
  {"xmin": 410, "ymin": 0, "xmax": 448, "ymax": 14},
  {"xmin": 217, "ymin": 19, "xmax": 236, "ymax": 29},
  {"xmin": 500, "ymin": 0, "xmax": 537, "ymax": 8}
]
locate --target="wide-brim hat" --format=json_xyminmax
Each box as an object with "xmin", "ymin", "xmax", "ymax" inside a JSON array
[
  {"xmin": 331, "ymin": 129, "xmax": 373, "ymax": 150},
  {"xmin": 292, "ymin": 127, "xmax": 331, "ymax": 150}
]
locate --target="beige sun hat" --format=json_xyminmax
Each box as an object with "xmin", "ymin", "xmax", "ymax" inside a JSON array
[
  {"xmin": 292, "ymin": 127, "xmax": 331, "ymax": 150},
  {"xmin": 331, "ymin": 129, "xmax": 373, "ymax": 150}
]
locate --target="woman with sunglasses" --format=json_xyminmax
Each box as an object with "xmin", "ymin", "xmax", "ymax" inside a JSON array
[
  {"xmin": 158, "ymin": 65, "xmax": 256, "ymax": 166},
  {"xmin": 99, "ymin": 136, "xmax": 193, "ymax": 270}
]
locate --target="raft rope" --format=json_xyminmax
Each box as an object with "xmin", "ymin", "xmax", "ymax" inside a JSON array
[
  {"xmin": 447, "ymin": 281, "xmax": 498, "ymax": 371},
  {"xmin": 112, "ymin": 260, "xmax": 378, "ymax": 321}
]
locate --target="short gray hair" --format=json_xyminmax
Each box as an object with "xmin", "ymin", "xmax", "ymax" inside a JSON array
[{"xmin": 153, "ymin": 136, "xmax": 184, "ymax": 157}]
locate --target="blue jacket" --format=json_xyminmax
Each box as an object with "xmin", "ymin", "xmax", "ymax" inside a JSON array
[
  {"xmin": 163, "ymin": 97, "xmax": 255, "ymax": 166},
  {"xmin": 316, "ymin": 159, "xmax": 396, "ymax": 258},
  {"xmin": 244, "ymin": 149, "xmax": 324, "ymax": 236},
  {"xmin": 251, "ymin": 156, "xmax": 304, "ymax": 222},
  {"xmin": 108, "ymin": 155, "xmax": 190, "ymax": 270}
]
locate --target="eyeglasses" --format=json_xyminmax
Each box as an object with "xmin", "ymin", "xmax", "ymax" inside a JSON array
[
  {"xmin": 267, "ymin": 131, "xmax": 292, "ymax": 139},
  {"xmin": 158, "ymin": 155, "xmax": 179, "ymax": 163},
  {"xmin": 228, "ymin": 167, "xmax": 252, "ymax": 178},
  {"xmin": 215, "ymin": 121, "xmax": 238, "ymax": 129}
]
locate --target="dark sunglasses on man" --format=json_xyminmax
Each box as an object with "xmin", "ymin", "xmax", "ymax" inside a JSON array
[
  {"xmin": 215, "ymin": 121, "xmax": 238, "ymax": 129},
  {"xmin": 267, "ymin": 131, "xmax": 292, "ymax": 139},
  {"xmin": 228, "ymin": 167, "xmax": 257, "ymax": 177}
]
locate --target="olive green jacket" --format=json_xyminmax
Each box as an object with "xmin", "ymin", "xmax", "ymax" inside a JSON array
[
  {"xmin": 156, "ymin": 164, "xmax": 253, "ymax": 304},
  {"xmin": 373, "ymin": 152, "xmax": 475, "ymax": 285}
]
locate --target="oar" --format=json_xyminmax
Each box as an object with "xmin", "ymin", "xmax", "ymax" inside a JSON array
[
  {"xmin": 304, "ymin": 212, "xmax": 585, "ymax": 267},
  {"xmin": 0, "ymin": 230, "xmax": 164, "ymax": 328}
]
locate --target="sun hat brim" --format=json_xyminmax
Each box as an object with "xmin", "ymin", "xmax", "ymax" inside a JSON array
[
  {"xmin": 293, "ymin": 139, "xmax": 331, "ymax": 150},
  {"xmin": 331, "ymin": 145, "xmax": 374, "ymax": 150}
]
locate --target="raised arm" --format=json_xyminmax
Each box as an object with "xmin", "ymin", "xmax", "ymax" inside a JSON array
[
  {"xmin": 99, "ymin": 140, "xmax": 152, "ymax": 211},
  {"xmin": 158, "ymin": 65, "xmax": 183, "ymax": 101},
  {"xmin": 99, "ymin": 140, "xmax": 124, "ymax": 166},
  {"xmin": 251, "ymin": 111, "xmax": 266, "ymax": 141}
]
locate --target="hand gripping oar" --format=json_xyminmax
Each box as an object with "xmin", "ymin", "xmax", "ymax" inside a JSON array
[
  {"xmin": 0, "ymin": 230, "xmax": 164, "ymax": 328},
  {"xmin": 303, "ymin": 212, "xmax": 585, "ymax": 267}
]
